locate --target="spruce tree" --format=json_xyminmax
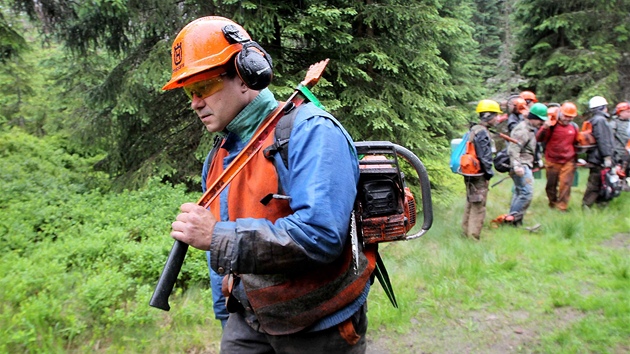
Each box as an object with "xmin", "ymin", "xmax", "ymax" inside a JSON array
[
  {"xmin": 3, "ymin": 0, "xmax": 483, "ymax": 190},
  {"xmin": 471, "ymin": 0, "xmax": 504, "ymax": 82},
  {"xmin": 512, "ymin": 1, "xmax": 630, "ymax": 105}
]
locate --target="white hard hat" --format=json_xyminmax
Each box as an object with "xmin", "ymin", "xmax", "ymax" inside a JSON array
[{"xmin": 588, "ymin": 96, "xmax": 608, "ymax": 109}]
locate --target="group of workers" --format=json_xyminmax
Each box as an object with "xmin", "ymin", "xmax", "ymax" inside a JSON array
[{"xmin": 461, "ymin": 91, "xmax": 630, "ymax": 239}]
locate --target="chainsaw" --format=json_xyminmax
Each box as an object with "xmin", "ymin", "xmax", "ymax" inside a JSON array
[
  {"xmin": 354, "ymin": 141, "xmax": 432, "ymax": 244},
  {"xmin": 351, "ymin": 141, "xmax": 434, "ymax": 308}
]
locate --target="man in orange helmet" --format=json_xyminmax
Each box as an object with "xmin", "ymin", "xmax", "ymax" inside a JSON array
[
  {"xmin": 610, "ymin": 101, "xmax": 630, "ymax": 188},
  {"xmin": 507, "ymin": 96, "xmax": 529, "ymax": 133},
  {"xmin": 520, "ymin": 90, "xmax": 538, "ymax": 107},
  {"xmin": 536, "ymin": 102, "xmax": 580, "ymax": 210},
  {"xmin": 163, "ymin": 17, "xmax": 370, "ymax": 353}
]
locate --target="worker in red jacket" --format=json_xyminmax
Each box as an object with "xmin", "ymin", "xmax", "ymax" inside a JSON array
[{"xmin": 536, "ymin": 102, "xmax": 579, "ymax": 211}]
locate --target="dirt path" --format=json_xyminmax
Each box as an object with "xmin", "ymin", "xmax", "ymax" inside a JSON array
[{"xmin": 366, "ymin": 307, "xmax": 584, "ymax": 353}]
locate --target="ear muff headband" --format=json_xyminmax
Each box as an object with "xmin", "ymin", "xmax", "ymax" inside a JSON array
[{"xmin": 222, "ymin": 25, "xmax": 273, "ymax": 90}]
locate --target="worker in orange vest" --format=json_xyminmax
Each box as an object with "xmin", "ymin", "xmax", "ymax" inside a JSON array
[
  {"xmin": 461, "ymin": 100, "xmax": 500, "ymax": 239},
  {"xmin": 164, "ymin": 17, "xmax": 371, "ymax": 353}
]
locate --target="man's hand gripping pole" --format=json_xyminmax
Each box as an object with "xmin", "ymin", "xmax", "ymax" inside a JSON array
[{"xmin": 149, "ymin": 59, "xmax": 330, "ymax": 311}]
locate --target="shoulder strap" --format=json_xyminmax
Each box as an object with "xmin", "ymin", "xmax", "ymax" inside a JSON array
[
  {"xmin": 263, "ymin": 103, "xmax": 355, "ymax": 170},
  {"xmin": 469, "ymin": 124, "xmax": 480, "ymax": 137},
  {"xmin": 610, "ymin": 118, "xmax": 618, "ymax": 132},
  {"xmin": 263, "ymin": 104, "xmax": 301, "ymax": 169},
  {"xmin": 610, "ymin": 119, "xmax": 627, "ymax": 146}
]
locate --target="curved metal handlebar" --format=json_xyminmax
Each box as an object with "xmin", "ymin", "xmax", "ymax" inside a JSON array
[{"xmin": 392, "ymin": 143, "xmax": 433, "ymax": 239}]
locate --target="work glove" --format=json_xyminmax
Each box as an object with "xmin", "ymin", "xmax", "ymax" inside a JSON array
[
  {"xmin": 604, "ymin": 156, "xmax": 612, "ymax": 168},
  {"xmin": 513, "ymin": 166, "xmax": 525, "ymax": 177}
]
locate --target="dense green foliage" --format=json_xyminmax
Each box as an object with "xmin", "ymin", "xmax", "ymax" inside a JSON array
[
  {"xmin": 513, "ymin": 0, "xmax": 630, "ymax": 107},
  {"xmin": 1, "ymin": 0, "xmax": 485, "ymax": 191},
  {"xmin": 0, "ymin": 129, "xmax": 219, "ymax": 352},
  {"xmin": 471, "ymin": 0, "xmax": 504, "ymax": 81},
  {"xmin": 0, "ymin": 8, "xmax": 26, "ymax": 62}
]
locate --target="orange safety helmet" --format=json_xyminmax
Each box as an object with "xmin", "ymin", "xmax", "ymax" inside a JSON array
[
  {"xmin": 162, "ymin": 17, "xmax": 250, "ymax": 90},
  {"xmin": 512, "ymin": 97, "xmax": 528, "ymax": 113},
  {"xmin": 560, "ymin": 102, "xmax": 578, "ymax": 118},
  {"xmin": 615, "ymin": 101, "xmax": 630, "ymax": 115},
  {"xmin": 519, "ymin": 91, "xmax": 538, "ymax": 103}
]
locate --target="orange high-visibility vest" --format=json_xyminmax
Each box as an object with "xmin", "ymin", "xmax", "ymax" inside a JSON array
[
  {"xmin": 205, "ymin": 130, "xmax": 293, "ymax": 222},
  {"xmin": 205, "ymin": 120, "xmax": 376, "ymax": 335}
]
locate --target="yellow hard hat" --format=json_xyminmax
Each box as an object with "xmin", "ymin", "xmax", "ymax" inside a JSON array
[{"xmin": 476, "ymin": 99, "xmax": 502, "ymax": 114}]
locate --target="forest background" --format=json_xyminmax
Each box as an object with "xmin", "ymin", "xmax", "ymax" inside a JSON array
[{"xmin": 1, "ymin": 0, "xmax": 629, "ymax": 353}]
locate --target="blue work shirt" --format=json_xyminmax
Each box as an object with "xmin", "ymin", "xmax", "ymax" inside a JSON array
[{"xmin": 202, "ymin": 89, "xmax": 367, "ymax": 332}]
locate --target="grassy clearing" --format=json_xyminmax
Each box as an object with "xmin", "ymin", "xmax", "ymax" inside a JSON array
[
  {"xmin": 366, "ymin": 168, "xmax": 630, "ymax": 353},
  {"xmin": 1, "ymin": 130, "xmax": 628, "ymax": 353}
]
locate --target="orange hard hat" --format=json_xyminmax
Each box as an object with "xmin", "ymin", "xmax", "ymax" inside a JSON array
[
  {"xmin": 615, "ymin": 101, "xmax": 630, "ymax": 115},
  {"xmin": 512, "ymin": 97, "xmax": 528, "ymax": 113},
  {"xmin": 560, "ymin": 102, "xmax": 578, "ymax": 118},
  {"xmin": 162, "ymin": 16, "xmax": 250, "ymax": 90},
  {"xmin": 520, "ymin": 91, "xmax": 538, "ymax": 103}
]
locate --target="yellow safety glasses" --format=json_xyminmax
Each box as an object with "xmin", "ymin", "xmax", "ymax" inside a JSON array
[{"xmin": 183, "ymin": 74, "xmax": 226, "ymax": 100}]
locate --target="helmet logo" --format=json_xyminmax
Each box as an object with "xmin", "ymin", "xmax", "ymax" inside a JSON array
[{"xmin": 173, "ymin": 42, "xmax": 183, "ymax": 71}]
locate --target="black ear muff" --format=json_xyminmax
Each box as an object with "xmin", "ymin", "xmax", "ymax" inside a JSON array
[
  {"xmin": 235, "ymin": 42, "xmax": 273, "ymax": 90},
  {"xmin": 222, "ymin": 25, "xmax": 273, "ymax": 90}
]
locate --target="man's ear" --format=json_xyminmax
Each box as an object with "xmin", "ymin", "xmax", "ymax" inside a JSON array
[{"xmin": 239, "ymin": 78, "xmax": 249, "ymax": 93}]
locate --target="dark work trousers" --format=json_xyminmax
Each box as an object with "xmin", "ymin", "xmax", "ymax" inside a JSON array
[
  {"xmin": 582, "ymin": 166, "xmax": 604, "ymax": 207},
  {"xmin": 545, "ymin": 161, "xmax": 576, "ymax": 211},
  {"xmin": 461, "ymin": 175, "xmax": 489, "ymax": 239},
  {"xmin": 220, "ymin": 304, "xmax": 368, "ymax": 354}
]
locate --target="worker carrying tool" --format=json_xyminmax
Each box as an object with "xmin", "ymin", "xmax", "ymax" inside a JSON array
[{"xmin": 150, "ymin": 16, "xmax": 433, "ymax": 354}]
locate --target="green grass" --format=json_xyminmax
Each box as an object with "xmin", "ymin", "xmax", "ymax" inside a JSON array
[
  {"xmin": 1, "ymin": 130, "xmax": 628, "ymax": 353},
  {"xmin": 366, "ymin": 168, "xmax": 630, "ymax": 353}
]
